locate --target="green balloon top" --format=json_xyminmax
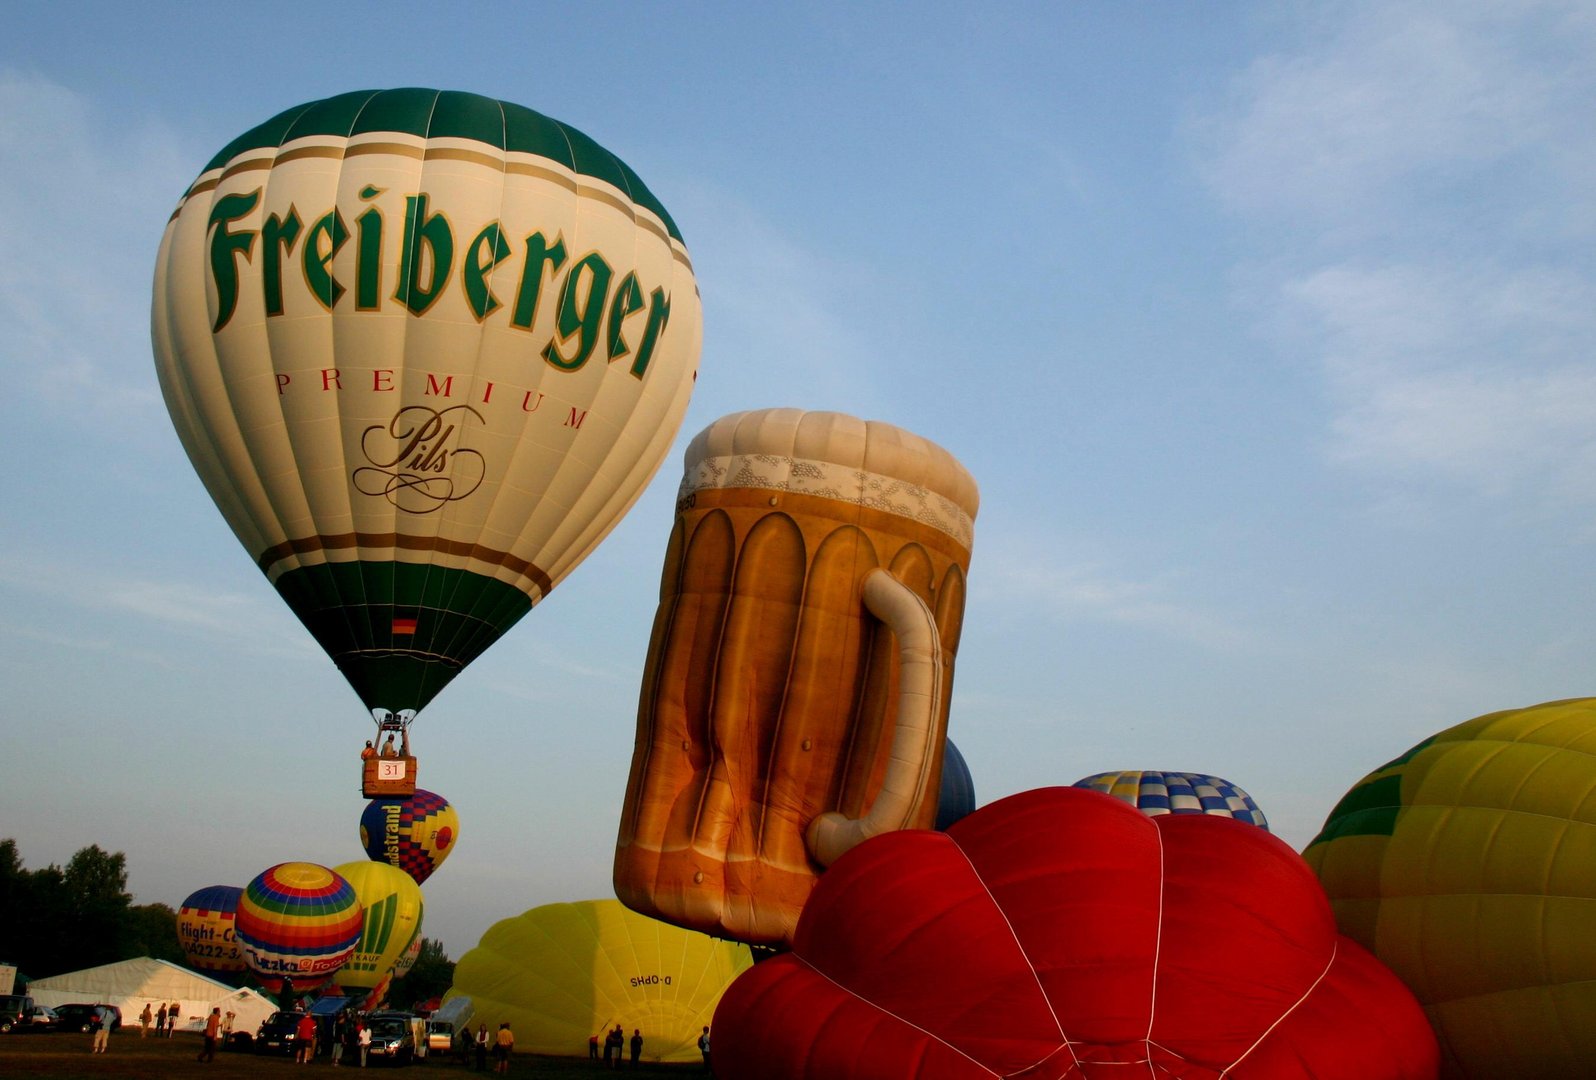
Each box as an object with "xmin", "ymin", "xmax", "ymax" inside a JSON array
[{"xmin": 199, "ymin": 88, "xmax": 682, "ymax": 241}]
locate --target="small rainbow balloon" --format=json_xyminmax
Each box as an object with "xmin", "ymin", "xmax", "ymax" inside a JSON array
[
  {"xmin": 177, "ymin": 884, "xmax": 246, "ymax": 974},
  {"xmin": 360, "ymin": 789, "xmax": 459, "ymax": 884},
  {"xmin": 236, "ymin": 862, "xmax": 362, "ymax": 993}
]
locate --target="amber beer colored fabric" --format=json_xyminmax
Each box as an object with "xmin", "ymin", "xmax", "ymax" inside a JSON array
[{"xmin": 615, "ymin": 410, "xmax": 979, "ymax": 946}]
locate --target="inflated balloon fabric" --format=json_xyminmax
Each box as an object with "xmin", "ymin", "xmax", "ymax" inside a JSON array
[
  {"xmin": 235, "ymin": 862, "xmax": 362, "ymax": 993},
  {"xmin": 615, "ymin": 409, "xmax": 979, "ymax": 947},
  {"xmin": 330, "ymin": 861, "xmax": 423, "ymax": 990},
  {"xmin": 447, "ymin": 899, "xmax": 752, "ymax": 1063},
  {"xmin": 934, "ymin": 738, "xmax": 976, "ymax": 831},
  {"xmin": 177, "ymin": 884, "xmax": 246, "ymax": 974},
  {"xmin": 1305, "ymin": 697, "xmax": 1596, "ymax": 1079},
  {"xmin": 1073, "ymin": 769, "xmax": 1268, "ymax": 829},
  {"xmin": 713, "ymin": 786, "xmax": 1438, "ymax": 1080},
  {"xmin": 152, "ymin": 88, "xmax": 701, "ymax": 716},
  {"xmin": 359, "ymin": 788, "xmax": 459, "ymax": 884}
]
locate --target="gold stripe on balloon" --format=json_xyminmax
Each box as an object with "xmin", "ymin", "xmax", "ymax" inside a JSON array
[{"xmin": 257, "ymin": 533, "xmax": 554, "ymax": 598}]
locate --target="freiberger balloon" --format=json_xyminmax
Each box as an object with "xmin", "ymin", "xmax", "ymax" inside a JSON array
[{"xmin": 151, "ymin": 89, "xmax": 702, "ymax": 722}]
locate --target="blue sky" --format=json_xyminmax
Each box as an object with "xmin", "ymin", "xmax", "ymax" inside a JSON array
[{"xmin": 3, "ymin": 2, "xmax": 1594, "ymax": 959}]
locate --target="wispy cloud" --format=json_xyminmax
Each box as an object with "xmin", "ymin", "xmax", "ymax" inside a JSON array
[
  {"xmin": 0, "ymin": 69, "xmax": 191, "ymax": 427},
  {"xmin": 1195, "ymin": 2, "xmax": 1596, "ymax": 505},
  {"xmin": 0, "ymin": 549, "xmax": 311, "ymax": 661},
  {"xmin": 980, "ymin": 538, "xmax": 1250, "ymax": 652},
  {"xmin": 1281, "ymin": 261, "xmax": 1596, "ymax": 499}
]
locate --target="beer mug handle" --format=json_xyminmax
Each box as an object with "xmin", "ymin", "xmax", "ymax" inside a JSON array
[{"xmin": 805, "ymin": 567, "xmax": 945, "ymax": 868}]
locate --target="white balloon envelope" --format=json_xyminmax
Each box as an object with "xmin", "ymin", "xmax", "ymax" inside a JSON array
[{"xmin": 152, "ymin": 88, "xmax": 702, "ymax": 721}]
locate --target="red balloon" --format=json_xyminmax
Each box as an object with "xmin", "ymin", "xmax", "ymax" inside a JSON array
[{"xmin": 712, "ymin": 787, "xmax": 1437, "ymax": 1080}]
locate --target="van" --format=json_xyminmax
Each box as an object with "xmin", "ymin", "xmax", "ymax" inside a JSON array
[
  {"xmin": 0, "ymin": 995, "xmax": 34, "ymax": 1033},
  {"xmin": 425, "ymin": 1020, "xmax": 455, "ymax": 1053},
  {"xmin": 364, "ymin": 1011, "xmax": 428, "ymax": 1065}
]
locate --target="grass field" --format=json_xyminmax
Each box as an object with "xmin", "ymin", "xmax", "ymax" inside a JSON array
[{"xmin": 0, "ymin": 1032, "xmax": 712, "ymax": 1079}]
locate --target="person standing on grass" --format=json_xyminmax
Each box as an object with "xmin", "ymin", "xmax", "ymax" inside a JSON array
[
  {"xmin": 295, "ymin": 1010, "xmax": 318, "ymax": 1064},
  {"xmin": 139, "ymin": 1002, "xmax": 153, "ymax": 1037},
  {"xmin": 494, "ymin": 1022, "xmax": 514, "ymax": 1075},
  {"xmin": 198, "ymin": 1007, "xmax": 222, "ymax": 1062},
  {"xmin": 88, "ymin": 1007, "xmax": 109, "ymax": 1054}
]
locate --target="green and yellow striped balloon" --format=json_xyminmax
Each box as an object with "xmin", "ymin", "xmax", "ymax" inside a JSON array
[
  {"xmin": 1305, "ymin": 697, "xmax": 1596, "ymax": 1078},
  {"xmin": 332, "ymin": 861, "xmax": 423, "ymax": 990},
  {"xmin": 152, "ymin": 88, "xmax": 701, "ymax": 720}
]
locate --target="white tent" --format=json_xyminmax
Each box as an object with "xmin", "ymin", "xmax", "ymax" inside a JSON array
[{"xmin": 27, "ymin": 957, "xmax": 276, "ymax": 1035}]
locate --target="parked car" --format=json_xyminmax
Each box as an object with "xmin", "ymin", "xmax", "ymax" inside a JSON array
[
  {"xmin": 52, "ymin": 1004, "xmax": 121, "ymax": 1033},
  {"xmin": 364, "ymin": 1011, "xmax": 426, "ymax": 1066},
  {"xmin": 18, "ymin": 1006, "xmax": 60, "ymax": 1032},
  {"xmin": 253, "ymin": 1011, "xmax": 301, "ymax": 1056},
  {"xmin": 0, "ymin": 995, "xmax": 33, "ymax": 1033}
]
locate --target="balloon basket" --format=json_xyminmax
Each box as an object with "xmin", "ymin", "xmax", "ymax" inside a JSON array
[{"xmin": 363, "ymin": 756, "xmax": 418, "ymax": 798}]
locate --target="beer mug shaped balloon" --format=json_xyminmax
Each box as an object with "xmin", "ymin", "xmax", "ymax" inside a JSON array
[{"xmin": 615, "ymin": 409, "xmax": 979, "ymax": 947}]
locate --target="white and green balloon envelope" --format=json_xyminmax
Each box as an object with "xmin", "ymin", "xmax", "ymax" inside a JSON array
[{"xmin": 152, "ymin": 88, "xmax": 702, "ymax": 718}]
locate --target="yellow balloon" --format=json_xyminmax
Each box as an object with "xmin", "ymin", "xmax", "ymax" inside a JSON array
[
  {"xmin": 447, "ymin": 899, "xmax": 751, "ymax": 1062},
  {"xmin": 332, "ymin": 861, "xmax": 424, "ymax": 990},
  {"xmin": 151, "ymin": 89, "xmax": 701, "ymax": 720},
  {"xmin": 1304, "ymin": 697, "xmax": 1596, "ymax": 1079}
]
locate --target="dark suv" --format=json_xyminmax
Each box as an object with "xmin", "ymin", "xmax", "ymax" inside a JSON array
[
  {"xmin": 253, "ymin": 1011, "xmax": 302, "ymax": 1056},
  {"xmin": 52, "ymin": 1004, "xmax": 121, "ymax": 1033}
]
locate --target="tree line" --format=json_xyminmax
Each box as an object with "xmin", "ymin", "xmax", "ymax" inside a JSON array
[{"xmin": 0, "ymin": 839, "xmax": 454, "ymax": 1007}]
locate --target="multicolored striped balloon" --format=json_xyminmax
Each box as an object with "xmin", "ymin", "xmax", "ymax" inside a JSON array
[
  {"xmin": 1072, "ymin": 769, "xmax": 1269, "ymax": 830},
  {"xmin": 332, "ymin": 861, "xmax": 424, "ymax": 990},
  {"xmin": 360, "ymin": 789, "xmax": 459, "ymax": 884},
  {"xmin": 236, "ymin": 862, "xmax": 363, "ymax": 992},
  {"xmin": 177, "ymin": 884, "xmax": 246, "ymax": 974}
]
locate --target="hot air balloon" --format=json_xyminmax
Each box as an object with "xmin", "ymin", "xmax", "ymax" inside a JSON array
[
  {"xmin": 330, "ymin": 861, "xmax": 423, "ymax": 991},
  {"xmin": 448, "ymin": 899, "xmax": 752, "ymax": 1063},
  {"xmin": 933, "ymin": 738, "xmax": 976, "ymax": 831},
  {"xmin": 1305, "ymin": 697, "xmax": 1596, "ymax": 1079},
  {"xmin": 615, "ymin": 408, "xmax": 979, "ymax": 946},
  {"xmin": 359, "ymin": 788, "xmax": 459, "ymax": 884},
  {"xmin": 392, "ymin": 928, "xmax": 424, "ymax": 978},
  {"xmin": 1073, "ymin": 769, "xmax": 1269, "ymax": 829},
  {"xmin": 151, "ymin": 89, "xmax": 702, "ymax": 788},
  {"xmin": 176, "ymin": 884, "xmax": 247, "ymax": 976},
  {"xmin": 235, "ymin": 862, "xmax": 363, "ymax": 994},
  {"xmin": 712, "ymin": 786, "xmax": 1439, "ymax": 1080}
]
